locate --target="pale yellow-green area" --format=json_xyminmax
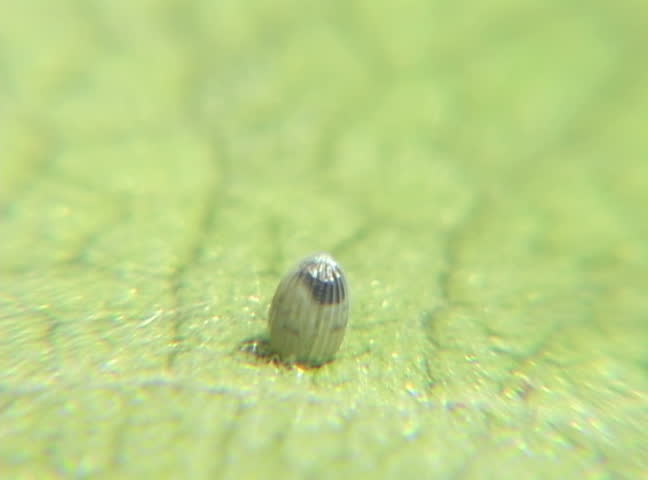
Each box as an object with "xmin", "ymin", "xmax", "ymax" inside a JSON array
[{"xmin": 1, "ymin": 1, "xmax": 646, "ymax": 478}]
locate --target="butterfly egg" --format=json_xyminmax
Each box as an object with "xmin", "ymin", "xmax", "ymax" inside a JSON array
[{"xmin": 268, "ymin": 253, "xmax": 349, "ymax": 366}]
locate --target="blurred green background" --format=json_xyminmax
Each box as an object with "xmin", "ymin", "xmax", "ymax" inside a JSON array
[{"xmin": 1, "ymin": 1, "xmax": 646, "ymax": 478}]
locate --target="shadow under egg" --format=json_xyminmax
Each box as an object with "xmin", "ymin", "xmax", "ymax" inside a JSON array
[{"xmin": 237, "ymin": 335, "xmax": 327, "ymax": 369}]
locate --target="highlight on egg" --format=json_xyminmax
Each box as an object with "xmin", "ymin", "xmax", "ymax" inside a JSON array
[{"xmin": 268, "ymin": 252, "xmax": 349, "ymax": 366}]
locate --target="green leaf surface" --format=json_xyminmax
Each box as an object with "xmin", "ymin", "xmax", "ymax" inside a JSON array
[{"xmin": 1, "ymin": 1, "xmax": 646, "ymax": 478}]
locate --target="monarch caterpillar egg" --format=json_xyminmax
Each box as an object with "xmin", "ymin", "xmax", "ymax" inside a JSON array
[{"xmin": 268, "ymin": 253, "xmax": 349, "ymax": 366}]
